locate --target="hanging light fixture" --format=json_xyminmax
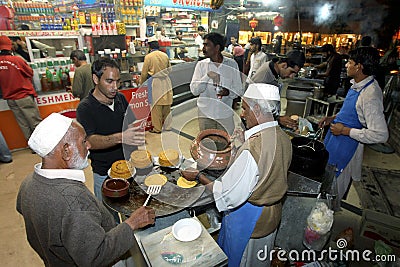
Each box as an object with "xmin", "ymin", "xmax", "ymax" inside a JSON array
[
  {"xmin": 249, "ymin": 17, "xmax": 258, "ymax": 30},
  {"xmin": 273, "ymin": 14, "xmax": 284, "ymax": 27}
]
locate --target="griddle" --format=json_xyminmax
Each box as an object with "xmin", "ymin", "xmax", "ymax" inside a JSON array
[{"xmin": 103, "ymin": 166, "xmax": 205, "ymax": 217}]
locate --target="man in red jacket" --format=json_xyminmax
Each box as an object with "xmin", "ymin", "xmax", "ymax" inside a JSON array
[{"xmin": 0, "ymin": 36, "xmax": 42, "ymax": 142}]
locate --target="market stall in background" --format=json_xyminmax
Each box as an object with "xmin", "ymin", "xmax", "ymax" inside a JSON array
[
  {"xmin": 0, "ymin": 0, "xmax": 214, "ymax": 150},
  {"xmin": 0, "ymin": 0, "xmax": 399, "ymax": 151}
]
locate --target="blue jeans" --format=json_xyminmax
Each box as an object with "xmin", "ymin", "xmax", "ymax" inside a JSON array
[
  {"xmin": 0, "ymin": 132, "xmax": 12, "ymax": 163},
  {"xmin": 93, "ymin": 172, "xmax": 108, "ymax": 202},
  {"xmin": 93, "ymin": 172, "xmax": 121, "ymax": 223}
]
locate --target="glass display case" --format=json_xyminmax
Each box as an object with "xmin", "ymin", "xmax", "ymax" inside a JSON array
[{"xmin": 25, "ymin": 33, "xmax": 84, "ymax": 62}]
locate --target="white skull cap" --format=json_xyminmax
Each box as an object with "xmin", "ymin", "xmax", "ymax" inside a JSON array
[
  {"xmin": 28, "ymin": 113, "xmax": 73, "ymax": 157},
  {"xmin": 244, "ymin": 83, "xmax": 281, "ymax": 101}
]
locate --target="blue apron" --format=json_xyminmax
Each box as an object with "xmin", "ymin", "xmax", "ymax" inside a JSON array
[
  {"xmin": 218, "ymin": 202, "xmax": 263, "ymax": 267},
  {"xmin": 324, "ymin": 79, "xmax": 374, "ymax": 176}
]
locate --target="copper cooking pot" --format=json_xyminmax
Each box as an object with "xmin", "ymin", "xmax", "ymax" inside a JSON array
[{"xmin": 190, "ymin": 129, "xmax": 233, "ymax": 170}]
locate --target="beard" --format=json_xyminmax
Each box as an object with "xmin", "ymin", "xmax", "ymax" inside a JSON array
[{"xmin": 70, "ymin": 149, "xmax": 90, "ymax": 170}]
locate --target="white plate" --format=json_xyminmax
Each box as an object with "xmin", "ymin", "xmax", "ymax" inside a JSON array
[
  {"xmin": 172, "ymin": 218, "xmax": 202, "ymax": 242},
  {"xmin": 153, "ymin": 154, "xmax": 184, "ymax": 169},
  {"xmin": 107, "ymin": 166, "xmax": 136, "ymax": 179}
]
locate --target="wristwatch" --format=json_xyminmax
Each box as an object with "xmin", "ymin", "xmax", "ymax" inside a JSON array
[{"xmin": 195, "ymin": 171, "xmax": 202, "ymax": 184}]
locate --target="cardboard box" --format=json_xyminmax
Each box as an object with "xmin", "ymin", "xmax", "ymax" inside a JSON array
[{"xmin": 360, "ymin": 209, "xmax": 400, "ymax": 248}]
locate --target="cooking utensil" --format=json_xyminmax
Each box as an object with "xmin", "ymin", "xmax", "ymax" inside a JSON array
[
  {"xmin": 143, "ymin": 185, "xmax": 162, "ymax": 206},
  {"xmin": 304, "ymin": 127, "xmax": 324, "ymax": 141},
  {"xmin": 289, "ymin": 136, "xmax": 329, "ymax": 178},
  {"xmin": 190, "ymin": 129, "xmax": 233, "ymax": 170},
  {"xmin": 297, "ymin": 140, "xmax": 317, "ymax": 152}
]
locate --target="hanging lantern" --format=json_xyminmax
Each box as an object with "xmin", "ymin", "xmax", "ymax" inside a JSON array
[
  {"xmin": 273, "ymin": 14, "xmax": 284, "ymax": 27},
  {"xmin": 249, "ymin": 18, "xmax": 258, "ymax": 30}
]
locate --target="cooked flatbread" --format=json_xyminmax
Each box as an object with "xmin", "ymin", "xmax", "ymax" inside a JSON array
[
  {"xmin": 144, "ymin": 174, "xmax": 168, "ymax": 186},
  {"xmin": 177, "ymin": 176, "xmax": 197, "ymax": 188},
  {"xmin": 110, "ymin": 160, "xmax": 133, "ymax": 179}
]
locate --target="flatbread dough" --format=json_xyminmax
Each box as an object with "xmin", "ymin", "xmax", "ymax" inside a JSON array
[
  {"xmin": 177, "ymin": 176, "xmax": 197, "ymax": 188},
  {"xmin": 144, "ymin": 174, "xmax": 168, "ymax": 186}
]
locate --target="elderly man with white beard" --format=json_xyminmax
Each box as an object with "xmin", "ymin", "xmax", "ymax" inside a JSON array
[{"xmin": 16, "ymin": 113, "xmax": 155, "ymax": 267}]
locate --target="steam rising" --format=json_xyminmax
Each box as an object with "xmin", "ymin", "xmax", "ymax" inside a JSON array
[{"xmin": 313, "ymin": 0, "xmax": 387, "ymax": 35}]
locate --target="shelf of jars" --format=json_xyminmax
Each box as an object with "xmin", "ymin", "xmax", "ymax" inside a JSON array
[
  {"xmin": 115, "ymin": 0, "xmax": 143, "ymax": 25},
  {"xmin": 0, "ymin": 30, "xmax": 80, "ymax": 36},
  {"xmin": 160, "ymin": 10, "xmax": 199, "ymax": 42}
]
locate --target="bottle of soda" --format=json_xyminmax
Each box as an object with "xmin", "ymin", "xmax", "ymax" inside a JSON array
[
  {"xmin": 61, "ymin": 65, "xmax": 71, "ymax": 89},
  {"xmin": 52, "ymin": 68, "xmax": 61, "ymax": 91},
  {"xmin": 40, "ymin": 72, "xmax": 51, "ymax": 92},
  {"xmin": 45, "ymin": 67, "xmax": 54, "ymax": 91}
]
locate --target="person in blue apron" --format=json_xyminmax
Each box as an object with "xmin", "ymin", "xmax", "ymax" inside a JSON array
[
  {"xmin": 182, "ymin": 84, "xmax": 292, "ymax": 267},
  {"xmin": 318, "ymin": 46, "xmax": 389, "ymax": 201}
]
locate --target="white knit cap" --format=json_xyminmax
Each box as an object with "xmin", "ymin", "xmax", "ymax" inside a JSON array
[
  {"xmin": 244, "ymin": 83, "xmax": 281, "ymax": 101},
  {"xmin": 28, "ymin": 113, "xmax": 73, "ymax": 157}
]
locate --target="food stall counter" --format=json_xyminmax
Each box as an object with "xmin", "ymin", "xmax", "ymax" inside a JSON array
[
  {"xmin": 0, "ymin": 86, "xmax": 152, "ymax": 150},
  {"xmin": 0, "ymin": 91, "xmax": 79, "ymax": 150}
]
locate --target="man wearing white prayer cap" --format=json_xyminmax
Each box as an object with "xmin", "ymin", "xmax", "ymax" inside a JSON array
[
  {"xmin": 28, "ymin": 113, "xmax": 73, "ymax": 158},
  {"xmin": 181, "ymin": 83, "xmax": 292, "ymax": 266},
  {"xmin": 17, "ymin": 112, "xmax": 155, "ymax": 266}
]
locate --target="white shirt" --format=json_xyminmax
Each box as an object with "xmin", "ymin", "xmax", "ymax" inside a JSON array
[
  {"xmin": 247, "ymin": 51, "xmax": 267, "ymax": 83},
  {"xmin": 34, "ymin": 163, "xmax": 86, "ymax": 183},
  {"xmin": 213, "ymin": 121, "xmax": 279, "ymax": 212},
  {"xmin": 227, "ymin": 44, "xmax": 234, "ymax": 54},
  {"xmin": 190, "ymin": 57, "xmax": 244, "ymax": 119},
  {"xmin": 195, "ymin": 35, "xmax": 204, "ymax": 57}
]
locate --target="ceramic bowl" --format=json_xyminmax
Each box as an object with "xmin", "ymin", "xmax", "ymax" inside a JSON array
[
  {"xmin": 172, "ymin": 218, "xmax": 202, "ymax": 242},
  {"xmin": 102, "ymin": 178, "xmax": 130, "ymax": 198}
]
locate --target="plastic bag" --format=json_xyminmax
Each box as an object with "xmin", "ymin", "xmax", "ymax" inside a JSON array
[
  {"xmin": 303, "ymin": 196, "xmax": 334, "ymax": 250},
  {"xmin": 298, "ymin": 117, "xmax": 314, "ymax": 136}
]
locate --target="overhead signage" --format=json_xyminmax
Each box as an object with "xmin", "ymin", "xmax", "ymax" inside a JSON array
[
  {"xmin": 35, "ymin": 92, "xmax": 77, "ymax": 106},
  {"xmin": 144, "ymin": 0, "xmax": 214, "ymax": 11}
]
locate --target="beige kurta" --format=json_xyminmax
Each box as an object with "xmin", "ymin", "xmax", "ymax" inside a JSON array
[
  {"xmin": 140, "ymin": 50, "xmax": 173, "ymax": 132},
  {"xmin": 236, "ymin": 126, "xmax": 292, "ymax": 238},
  {"xmin": 139, "ymin": 50, "xmax": 173, "ymax": 106}
]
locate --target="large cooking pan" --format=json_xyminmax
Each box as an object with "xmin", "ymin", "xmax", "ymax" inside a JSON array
[
  {"xmin": 289, "ymin": 136, "xmax": 329, "ymax": 179},
  {"xmin": 299, "ymin": 67, "xmax": 319, "ymax": 79},
  {"xmin": 286, "ymin": 80, "xmax": 323, "ymax": 100}
]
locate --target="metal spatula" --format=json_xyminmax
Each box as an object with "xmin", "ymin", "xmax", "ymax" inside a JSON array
[{"xmin": 143, "ymin": 185, "xmax": 162, "ymax": 206}]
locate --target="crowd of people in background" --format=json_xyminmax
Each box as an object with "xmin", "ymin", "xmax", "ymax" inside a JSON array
[{"xmin": 0, "ymin": 23, "xmax": 397, "ymax": 266}]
